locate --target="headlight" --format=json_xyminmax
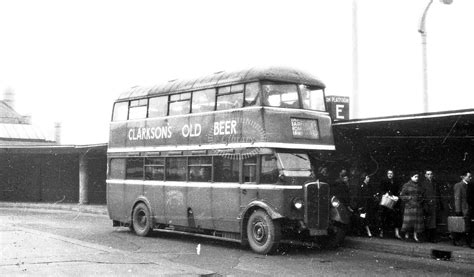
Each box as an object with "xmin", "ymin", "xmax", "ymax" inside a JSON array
[
  {"xmin": 331, "ymin": 196, "xmax": 340, "ymax": 208},
  {"xmin": 292, "ymin": 198, "xmax": 304, "ymax": 210}
]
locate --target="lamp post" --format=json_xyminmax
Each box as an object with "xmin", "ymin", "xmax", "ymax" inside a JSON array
[{"xmin": 418, "ymin": 0, "xmax": 452, "ymax": 113}]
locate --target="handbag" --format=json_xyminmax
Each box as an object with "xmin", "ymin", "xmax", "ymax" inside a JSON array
[
  {"xmin": 380, "ymin": 193, "xmax": 399, "ymax": 209},
  {"xmin": 447, "ymin": 216, "xmax": 468, "ymax": 233}
]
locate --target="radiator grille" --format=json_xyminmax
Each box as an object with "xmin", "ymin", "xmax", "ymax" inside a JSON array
[{"xmin": 304, "ymin": 182, "xmax": 330, "ymax": 230}]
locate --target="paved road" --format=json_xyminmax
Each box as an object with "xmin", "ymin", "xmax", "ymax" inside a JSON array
[{"xmin": 1, "ymin": 207, "xmax": 473, "ymax": 276}]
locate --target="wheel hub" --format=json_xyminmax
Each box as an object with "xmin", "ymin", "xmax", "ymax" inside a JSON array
[{"xmin": 253, "ymin": 222, "xmax": 267, "ymax": 243}]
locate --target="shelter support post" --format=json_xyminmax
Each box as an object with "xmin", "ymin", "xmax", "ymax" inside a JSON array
[{"xmin": 79, "ymin": 153, "xmax": 89, "ymax": 204}]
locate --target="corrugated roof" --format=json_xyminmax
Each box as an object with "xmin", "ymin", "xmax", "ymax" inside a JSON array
[
  {"xmin": 117, "ymin": 66, "xmax": 325, "ymax": 101},
  {"xmin": 0, "ymin": 101, "xmax": 25, "ymax": 123},
  {"xmin": 0, "ymin": 123, "xmax": 48, "ymax": 141}
]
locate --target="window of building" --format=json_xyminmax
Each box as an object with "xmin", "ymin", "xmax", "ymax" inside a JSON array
[
  {"xmin": 243, "ymin": 156, "xmax": 257, "ymax": 183},
  {"xmin": 213, "ymin": 156, "xmax": 239, "ymax": 183},
  {"xmin": 126, "ymin": 158, "xmax": 144, "ymax": 180},
  {"xmin": 112, "ymin": 102, "xmax": 129, "ymax": 121},
  {"xmin": 128, "ymin": 99, "xmax": 148, "ymax": 120},
  {"xmin": 145, "ymin": 157, "xmax": 165, "ymax": 180},
  {"xmin": 169, "ymin": 93, "xmax": 191, "ymax": 116},
  {"xmin": 148, "ymin": 96, "xmax": 168, "ymax": 117},
  {"xmin": 192, "ymin": 89, "xmax": 216, "ymax": 113},
  {"xmin": 216, "ymin": 84, "xmax": 244, "ymax": 111},
  {"xmin": 166, "ymin": 157, "xmax": 187, "ymax": 181},
  {"xmin": 188, "ymin": 156, "xmax": 212, "ymax": 182}
]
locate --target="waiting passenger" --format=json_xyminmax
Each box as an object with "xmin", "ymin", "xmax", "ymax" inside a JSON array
[
  {"xmin": 421, "ymin": 169, "xmax": 443, "ymax": 243},
  {"xmin": 400, "ymin": 172, "xmax": 425, "ymax": 242},
  {"xmin": 354, "ymin": 173, "xmax": 379, "ymax": 238},
  {"xmin": 379, "ymin": 169, "xmax": 402, "ymax": 239}
]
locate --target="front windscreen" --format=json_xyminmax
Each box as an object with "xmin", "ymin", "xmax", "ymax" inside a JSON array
[
  {"xmin": 277, "ymin": 153, "xmax": 312, "ymax": 177},
  {"xmin": 299, "ymin": 85, "xmax": 325, "ymax": 111},
  {"xmin": 262, "ymin": 82, "xmax": 325, "ymax": 111},
  {"xmin": 262, "ymin": 84, "xmax": 299, "ymax": 109}
]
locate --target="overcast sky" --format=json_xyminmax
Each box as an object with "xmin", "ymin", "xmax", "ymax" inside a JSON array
[{"xmin": 0, "ymin": 0, "xmax": 473, "ymax": 144}]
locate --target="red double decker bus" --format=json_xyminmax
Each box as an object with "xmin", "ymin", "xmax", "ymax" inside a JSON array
[{"xmin": 107, "ymin": 67, "xmax": 349, "ymax": 254}]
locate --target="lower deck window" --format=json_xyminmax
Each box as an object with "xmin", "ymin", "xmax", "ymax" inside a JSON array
[
  {"xmin": 166, "ymin": 157, "xmax": 187, "ymax": 181},
  {"xmin": 126, "ymin": 158, "xmax": 144, "ymax": 179},
  {"xmin": 214, "ymin": 157, "xmax": 239, "ymax": 183},
  {"xmin": 243, "ymin": 156, "xmax": 257, "ymax": 182}
]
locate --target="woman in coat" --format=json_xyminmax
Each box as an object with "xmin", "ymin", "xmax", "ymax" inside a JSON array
[
  {"xmin": 400, "ymin": 172, "xmax": 425, "ymax": 242},
  {"xmin": 379, "ymin": 169, "xmax": 402, "ymax": 239},
  {"xmin": 355, "ymin": 173, "xmax": 379, "ymax": 237}
]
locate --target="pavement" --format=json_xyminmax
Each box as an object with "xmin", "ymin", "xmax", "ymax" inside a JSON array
[{"xmin": 1, "ymin": 201, "xmax": 473, "ymax": 267}]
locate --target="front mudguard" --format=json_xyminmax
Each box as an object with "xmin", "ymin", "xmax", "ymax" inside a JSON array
[{"xmin": 330, "ymin": 203, "xmax": 351, "ymax": 225}]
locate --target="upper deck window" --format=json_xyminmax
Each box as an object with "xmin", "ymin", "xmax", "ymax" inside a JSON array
[
  {"xmin": 148, "ymin": 96, "xmax": 168, "ymax": 118},
  {"xmin": 244, "ymin": 82, "xmax": 260, "ymax": 106},
  {"xmin": 300, "ymin": 85, "xmax": 325, "ymax": 111},
  {"xmin": 262, "ymin": 84, "xmax": 299, "ymax": 109},
  {"xmin": 129, "ymin": 99, "xmax": 148, "ymax": 120},
  {"xmin": 217, "ymin": 84, "xmax": 244, "ymax": 111},
  {"xmin": 112, "ymin": 102, "xmax": 129, "ymax": 121},
  {"xmin": 169, "ymin": 92, "xmax": 191, "ymax": 116},
  {"xmin": 192, "ymin": 88, "xmax": 216, "ymax": 113}
]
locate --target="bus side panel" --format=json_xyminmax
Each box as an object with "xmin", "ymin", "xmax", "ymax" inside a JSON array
[
  {"xmin": 166, "ymin": 117, "xmax": 189, "ymax": 148},
  {"xmin": 258, "ymin": 189, "xmax": 285, "ymax": 215},
  {"xmin": 107, "ymin": 182, "xmax": 127, "ymax": 222},
  {"xmin": 212, "ymin": 186, "xmax": 240, "ymax": 232},
  {"xmin": 188, "ymin": 114, "xmax": 214, "ymax": 147},
  {"xmin": 187, "ymin": 185, "xmax": 214, "ymax": 229},
  {"xmin": 124, "ymin": 183, "xmax": 144, "ymax": 221},
  {"xmin": 164, "ymin": 186, "xmax": 188, "ymax": 226},
  {"xmin": 144, "ymin": 183, "xmax": 166, "ymax": 224},
  {"xmin": 109, "ymin": 122, "xmax": 127, "ymax": 149},
  {"xmin": 126, "ymin": 121, "xmax": 146, "ymax": 150},
  {"xmin": 242, "ymin": 108, "xmax": 265, "ymax": 143},
  {"xmin": 240, "ymin": 187, "xmax": 258, "ymax": 213}
]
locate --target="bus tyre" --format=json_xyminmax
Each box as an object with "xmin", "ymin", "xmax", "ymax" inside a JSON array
[
  {"xmin": 247, "ymin": 210, "xmax": 281, "ymax": 255},
  {"xmin": 132, "ymin": 203, "xmax": 152, "ymax": 237}
]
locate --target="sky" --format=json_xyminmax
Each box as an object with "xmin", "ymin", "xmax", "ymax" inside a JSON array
[{"xmin": 0, "ymin": 0, "xmax": 473, "ymax": 144}]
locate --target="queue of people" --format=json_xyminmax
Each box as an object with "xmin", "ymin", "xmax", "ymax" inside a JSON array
[{"xmin": 324, "ymin": 167, "xmax": 474, "ymax": 248}]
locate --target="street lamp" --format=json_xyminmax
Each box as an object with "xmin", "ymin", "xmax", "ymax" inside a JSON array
[{"xmin": 418, "ymin": 0, "xmax": 452, "ymax": 113}]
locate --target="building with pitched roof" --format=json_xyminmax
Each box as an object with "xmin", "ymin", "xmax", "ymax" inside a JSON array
[{"xmin": 0, "ymin": 94, "xmax": 106, "ymax": 204}]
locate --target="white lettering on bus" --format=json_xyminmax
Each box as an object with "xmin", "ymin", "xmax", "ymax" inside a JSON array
[
  {"xmin": 213, "ymin": 120, "xmax": 237, "ymax": 135},
  {"xmin": 182, "ymin": 123, "xmax": 201, "ymax": 137},
  {"xmin": 128, "ymin": 125, "xmax": 173, "ymax": 141}
]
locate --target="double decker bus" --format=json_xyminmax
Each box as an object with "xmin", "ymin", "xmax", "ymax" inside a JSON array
[{"xmin": 107, "ymin": 67, "xmax": 349, "ymax": 254}]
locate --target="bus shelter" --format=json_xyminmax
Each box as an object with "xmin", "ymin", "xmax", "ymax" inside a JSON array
[
  {"xmin": 332, "ymin": 109, "xmax": 474, "ymax": 231},
  {"xmin": 0, "ymin": 144, "xmax": 107, "ymax": 204}
]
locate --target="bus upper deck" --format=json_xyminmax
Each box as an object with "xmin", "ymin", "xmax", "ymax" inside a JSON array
[{"xmin": 109, "ymin": 67, "xmax": 335, "ymax": 153}]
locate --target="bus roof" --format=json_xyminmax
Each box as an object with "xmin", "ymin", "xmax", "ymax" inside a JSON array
[{"xmin": 116, "ymin": 66, "xmax": 325, "ymax": 101}]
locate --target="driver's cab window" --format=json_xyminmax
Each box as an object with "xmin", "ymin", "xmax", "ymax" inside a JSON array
[{"xmin": 260, "ymin": 155, "xmax": 279, "ymax": 184}]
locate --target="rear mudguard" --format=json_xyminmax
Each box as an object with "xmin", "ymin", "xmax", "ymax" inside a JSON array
[{"xmin": 330, "ymin": 203, "xmax": 351, "ymax": 225}]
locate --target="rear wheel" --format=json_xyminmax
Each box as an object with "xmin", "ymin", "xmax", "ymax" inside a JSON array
[
  {"xmin": 247, "ymin": 210, "xmax": 281, "ymax": 254},
  {"xmin": 132, "ymin": 203, "xmax": 152, "ymax": 237}
]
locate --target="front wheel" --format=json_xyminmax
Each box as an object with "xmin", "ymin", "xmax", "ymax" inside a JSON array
[
  {"xmin": 246, "ymin": 210, "xmax": 281, "ymax": 255},
  {"xmin": 132, "ymin": 203, "xmax": 153, "ymax": 237}
]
